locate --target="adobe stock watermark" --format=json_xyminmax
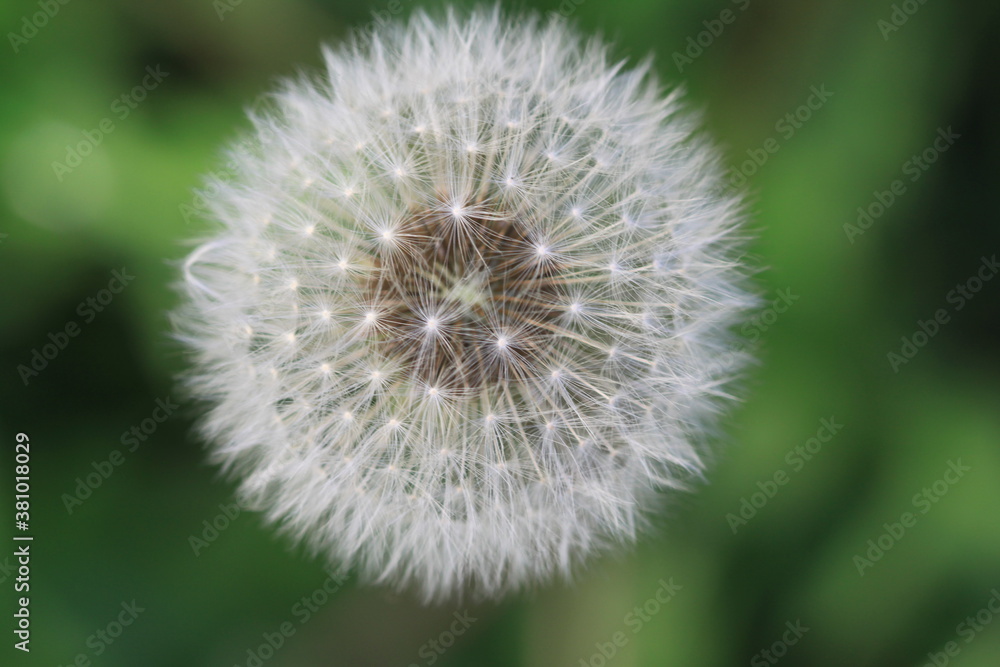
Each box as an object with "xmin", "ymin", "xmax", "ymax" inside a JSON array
[
  {"xmin": 179, "ymin": 158, "xmax": 239, "ymax": 225},
  {"xmin": 728, "ymin": 84, "xmax": 833, "ymax": 188},
  {"xmin": 751, "ymin": 620, "xmax": 809, "ymax": 666},
  {"xmin": 703, "ymin": 286, "xmax": 801, "ymax": 379},
  {"xmin": 0, "ymin": 556, "xmax": 16, "ymax": 585},
  {"xmin": 672, "ymin": 0, "xmax": 751, "ymax": 73},
  {"xmin": 180, "ymin": 158, "xmax": 250, "ymax": 225},
  {"xmin": 877, "ymin": 0, "xmax": 932, "ymax": 40},
  {"xmin": 578, "ymin": 578, "xmax": 682, "ymax": 667},
  {"xmin": 887, "ymin": 254, "xmax": 997, "ymax": 372},
  {"xmin": 742, "ymin": 288, "xmax": 799, "ymax": 342},
  {"xmin": 213, "ymin": 0, "xmax": 244, "ymax": 20},
  {"xmin": 55, "ymin": 600, "xmax": 145, "ymax": 667},
  {"xmin": 16, "ymin": 268, "xmax": 134, "ymax": 386},
  {"xmin": 179, "ymin": 132, "xmax": 274, "ymax": 225},
  {"xmin": 853, "ymin": 459, "xmax": 970, "ymax": 576},
  {"xmin": 408, "ymin": 610, "xmax": 478, "ymax": 667},
  {"xmin": 349, "ymin": 0, "xmax": 419, "ymax": 47},
  {"xmin": 7, "ymin": 0, "xmax": 72, "ymax": 54},
  {"xmin": 61, "ymin": 397, "xmax": 178, "ymax": 514},
  {"xmin": 51, "ymin": 65, "xmax": 169, "ymax": 181},
  {"xmin": 231, "ymin": 571, "xmax": 348, "ymax": 667},
  {"xmin": 554, "ymin": 0, "xmax": 587, "ymax": 18},
  {"xmin": 921, "ymin": 588, "xmax": 1000, "ymax": 667},
  {"xmin": 189, "ymin": 501, "xmax": 243, "ymax": 556},
  {"xmin": 726, "ymin": 417, "xmax": 843, "ymax": 534},
  {"xmin": 844, "ymin": 126, "xmax": 960, "ymax": 243}
]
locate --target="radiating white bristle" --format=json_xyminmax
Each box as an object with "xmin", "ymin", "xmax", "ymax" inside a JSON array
[{"xmin": 175, "ymin": 6, "xmax": 756, "ymax": 603}]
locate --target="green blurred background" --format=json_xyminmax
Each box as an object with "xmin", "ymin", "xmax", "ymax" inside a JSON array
[{"xmin": 1, "ymin": 0, "xmax": 998, "ymax": 665}]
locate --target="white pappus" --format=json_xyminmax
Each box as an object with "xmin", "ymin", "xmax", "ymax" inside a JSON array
[{"xmin": 176, "ymin": 7, "xmax": 757, "ymax": 602}]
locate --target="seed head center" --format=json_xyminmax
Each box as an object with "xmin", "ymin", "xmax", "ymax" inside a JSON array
[{"xmin": 366, "ymin": 201, "xmax": 563, "ymax": 390}]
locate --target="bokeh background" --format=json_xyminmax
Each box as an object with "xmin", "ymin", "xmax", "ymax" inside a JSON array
[{"xmin": 1, "ymin": 0, "xmax": 998, "ymax": 665}]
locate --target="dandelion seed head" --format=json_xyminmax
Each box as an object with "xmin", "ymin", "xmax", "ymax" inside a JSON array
[{"xmin": 176, "ymin": 7, "xmax": 755, "ymax": 603}]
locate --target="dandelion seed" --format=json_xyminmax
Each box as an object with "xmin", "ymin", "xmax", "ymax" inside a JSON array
[{"xmin": 176, "ymin": 7, "xmax": 755, "ymax": 603}]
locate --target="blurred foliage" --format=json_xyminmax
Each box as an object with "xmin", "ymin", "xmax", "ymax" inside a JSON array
[{"xmin": 1, "ymin": 0, "xmax": 998, "ymax": 665}]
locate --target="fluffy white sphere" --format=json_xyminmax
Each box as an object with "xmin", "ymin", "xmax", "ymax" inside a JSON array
[{"xmin": 177, "ymin": 8, "xmax": 755, "ymax": 602}]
